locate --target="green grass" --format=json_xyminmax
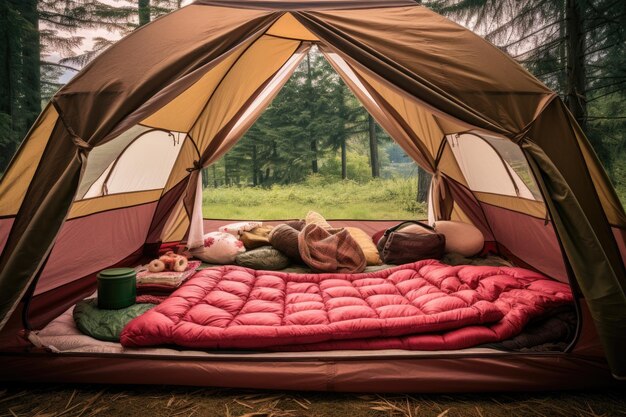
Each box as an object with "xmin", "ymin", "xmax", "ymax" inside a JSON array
[{"xmin": 202, "ymin": 177, "xmax": 427, "ymax": 220}]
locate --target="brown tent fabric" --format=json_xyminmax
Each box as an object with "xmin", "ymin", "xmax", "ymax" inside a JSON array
[{"xmin": 0, "ymin": 0, "xmax": 625, "ymax": 383}]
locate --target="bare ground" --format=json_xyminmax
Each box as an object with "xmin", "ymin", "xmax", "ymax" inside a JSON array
[{"xmin": 1, "ymin": 384, "xmax": 626, "ymax": 417}]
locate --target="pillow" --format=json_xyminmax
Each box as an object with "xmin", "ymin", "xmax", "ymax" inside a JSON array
[
  {"xmin": 190, "ymin": 232, "xmax": 245, "ymax": 264},
  {"xmin": 73, "ymin": 298, "xmax": 154, "ymax": 342},
  {"xmin": 400, "ymin": 223, "xmax": 435, "ymax": 234},
  {"xmin": 235, "ymin": 246, "xmax": 290, "ymax": 270},
  {"xmin": 269, "ymin": 224, "xmax": 303, "ymax": 263},
  {"xmin": 434, "ymin": 220, "xmax": 484, "ymax": 256},
  {"xmin": 305, "ymin": 211, "xmax": 331, "ymax": 229},
  {"xmin": 345, "ymin": 227, "xmax": 382, "ymax": 265},
  {"xmin": 240, "ymin": 225, "xmax": 274, "ymax": 250},
  {"xmin": 218, "ymin": 221, "xmax": 262, "ymax": 237}
]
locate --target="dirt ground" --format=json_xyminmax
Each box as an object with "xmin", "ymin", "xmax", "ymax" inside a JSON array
[{"xmin": 1, "ymin": 384, "xmax": 626, "ymax": 417}]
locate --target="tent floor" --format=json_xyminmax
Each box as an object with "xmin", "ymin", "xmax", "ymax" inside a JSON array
[{"xmin": 0, "ymin": 300, "xmax": 616, "ymax": 392}]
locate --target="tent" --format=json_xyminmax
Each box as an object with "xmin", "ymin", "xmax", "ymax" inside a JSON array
[{"xmin": 0, "ymin": 0, "xmax": 625, "ymax": 391}]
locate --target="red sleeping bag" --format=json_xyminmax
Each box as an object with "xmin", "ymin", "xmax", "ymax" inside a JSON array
[{"xmin": 120, "ymin": 260, "xmax": 573, "ymax": 351}]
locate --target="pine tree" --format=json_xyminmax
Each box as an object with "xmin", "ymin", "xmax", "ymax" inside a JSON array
[
  {"xmin": 427, "ymin": 0, "xmax": 626, "ymax": 177},
  {"xmin": 0, "ymin": 1, "xmax": 42, "ymax": 171}
]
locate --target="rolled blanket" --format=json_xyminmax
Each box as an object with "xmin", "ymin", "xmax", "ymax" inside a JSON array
[
  {"xmin": 269, "ymin": 224, "xmax": 303, "ymax": 263},
  {"xmin": 298, "ymin": 223, "xmax": 366, "ymax": 273},
  {"xmin": 284, "ymin": 220, "xmax": 306, "ymax": 231}
]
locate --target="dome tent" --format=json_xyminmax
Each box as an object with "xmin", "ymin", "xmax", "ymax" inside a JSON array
[{"xmin": 0, "ymin": 0, "xmax": 625, "ymax": 390}]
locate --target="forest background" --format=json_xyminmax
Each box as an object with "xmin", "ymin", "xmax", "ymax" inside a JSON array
[{"xmin": 1, "ymin": 0, "xmax": 624, "ymax": 219}]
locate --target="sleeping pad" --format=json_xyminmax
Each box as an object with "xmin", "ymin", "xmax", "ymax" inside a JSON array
[{"xmin": 120, "ymin": 260, "xmax": 573, "ymax": 351}]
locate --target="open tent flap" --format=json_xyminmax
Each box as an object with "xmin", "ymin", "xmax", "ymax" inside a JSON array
[
  {"xmin": 186, "ymin": 43, "xmax": 310, "ymax": 248},
  {"xmin": 320, "ymin": 47, "xmax": 567, "ymax": 282}
]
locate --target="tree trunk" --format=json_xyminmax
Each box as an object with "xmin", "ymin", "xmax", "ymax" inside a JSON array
[
  {"xmin": 368, "ymin": 115, "xmax": 380, "ymax": 178},
  {"xmin": 565, "ymin": 0, "xmax": 586, "ymax": 132},
  {"xmin": 212, "ymin": 164, "xmax": 218, "ymax": 188},
  {"xmin": 558, "ymin": 2, "xmax": 567, "ymax": 94},
  {"xmin": 252, "ymin": 144, "xmax": 258, "ymax": 186},
  {"xmin": 224, "ymin": 157, "xmax": 229, "ymax": 186},
  {"xmin": 19, "ymin": 0, "xmax": 40, "ymax": 133},
  {"xmin": 341, "ymin": 136, "xmax": 347, "ymax": 180},
  {"xmin": 138, "ymin": 0, "xmax": 151, "ymax": 27},
  {"xmin": 0, "ymin": 2, "xmax": 13, "ymax": 171},
  {"xmin": 0, "ymin": 3, "xmax": 10, "ymax": 116},
  {"xmin": 416, "ymin": 166, "xmax": 430, "ymax": 203},
  {"xmin": 306, "ymin": 51, "xmax": 318, "ymax": 173},
  {"xmin": 271, "ymin": 141, "xmax": 277, "ymax": 182},
  {"xmin": 201, "ymin": 168, "xmax": 208, "ymax": 188}
]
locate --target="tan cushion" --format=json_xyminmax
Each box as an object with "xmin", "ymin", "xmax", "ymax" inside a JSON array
[
  {"xmin": 434, "ymin": 220, "xmax": 484, "ymax": 256},
  {"xmin": 240, "ymin": 225, "xmax": 274, "ymax": 250},
  {"xmin": 346, "ymin": 227, "xmax": 382, "ymax": 266},
  {"xmin": 305, "ymin": 210, "xmax": 331, "ymax": 229}
]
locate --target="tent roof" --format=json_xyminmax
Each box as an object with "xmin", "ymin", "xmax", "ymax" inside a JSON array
[{"xmin": 193, "ymin": 0, "xmax": 417, "ymax": 10}]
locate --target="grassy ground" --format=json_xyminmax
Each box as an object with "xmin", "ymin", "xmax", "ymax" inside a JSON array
[
  {"xmin": 1, "ymin": 384, "xmax": 625, "ymax": 417},
  {"xmin": 202, "ymin": 178, "xmax": 427, "ymax": 220}
]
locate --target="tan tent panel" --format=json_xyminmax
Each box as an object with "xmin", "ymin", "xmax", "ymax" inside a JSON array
[
  {"xmin": 0, "ymin": 105, "xmax": 58, "ymax": 217},
  {"xmin": 190, "ymin": 35, "xmax": 301, "ymax": 151},
  {"xmin": 163, "ymin": 138, "xmax": 200, "ymax": 193},
  {"xmin": 68, "ymin": 190, "xmax": 162, "ymax": 220},
  {"xmin": 474, "ymin": 192, "xmax": 546, "ymax": 219},
  {"xmin": 437, "ymin": 143, "xmax": 468, "ymax": 188},
  {"xmin": 161, "ymin": 198, "xmax": 190, "ymax": 243},
  {"xmin": 450, "ymin": 202, "xmax": 472, "ymax": 225},
  {"xmin": 140, "ymin": 38, "xmax": 256, "ymax": 132},
  {"xmin": 1, "ymin": 0, "xmax": 626, "ymax": 387},
  {"xmin": 266, "ymin": 12, "xmax": 319, "ymax": 41}
]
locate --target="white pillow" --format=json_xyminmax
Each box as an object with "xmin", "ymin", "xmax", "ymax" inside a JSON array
[
  {"xmin": 218, "ymin": 221, "xmax": 262, "ymax": 237},
  {"xmin": 191, "ymin": 232, "xmax": 246, "ymax": 264}
]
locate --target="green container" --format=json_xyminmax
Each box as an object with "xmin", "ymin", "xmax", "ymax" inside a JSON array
[{"xmin": 97, "ymin": 268, "xmax": 136, "ymax": 310}]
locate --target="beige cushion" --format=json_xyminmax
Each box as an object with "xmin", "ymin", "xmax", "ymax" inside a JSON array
[
  {"xmin": 240, "ymin": 225, "xmax": 274, "ymax": 250},
  {"xmin": 346, "ymin": 227, "xmax": 382, "ymax": 266},
  {"xmin": 305, "ymin": 210, "xmax": 331, "ymax": 229},
  {"xmin": 434, "ymin": 220, "xmax": 484, "ymax": 256},
  {"xmin": 399, "ymin": 223, "xmax": 435, "ymax": 234}
]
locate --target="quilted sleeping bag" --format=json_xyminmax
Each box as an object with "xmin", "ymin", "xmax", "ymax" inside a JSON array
[{"xmin": 120, "ymin": 260, "xmax": 573, "ymax": 351}]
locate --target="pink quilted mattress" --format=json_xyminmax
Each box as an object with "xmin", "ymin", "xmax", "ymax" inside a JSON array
[{"xmin": 120, "ymin": 260, "xmax": 573, "ymax": 351}]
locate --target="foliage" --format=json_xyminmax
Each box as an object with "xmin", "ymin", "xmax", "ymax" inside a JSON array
[
  {"xmin": 202, "ymin": 177, "xmax": 427, "ymax": 220},
  {"xmin": 427, "ymin": 0, "xmax": 626, "ymax": 182},
  {"xmin": 206, "ymin": 46, "xmax": 392, "ymax": 187},
  {"xmin": 0, "ymin": 1, "xmax": 39, "ymax": 170}
]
